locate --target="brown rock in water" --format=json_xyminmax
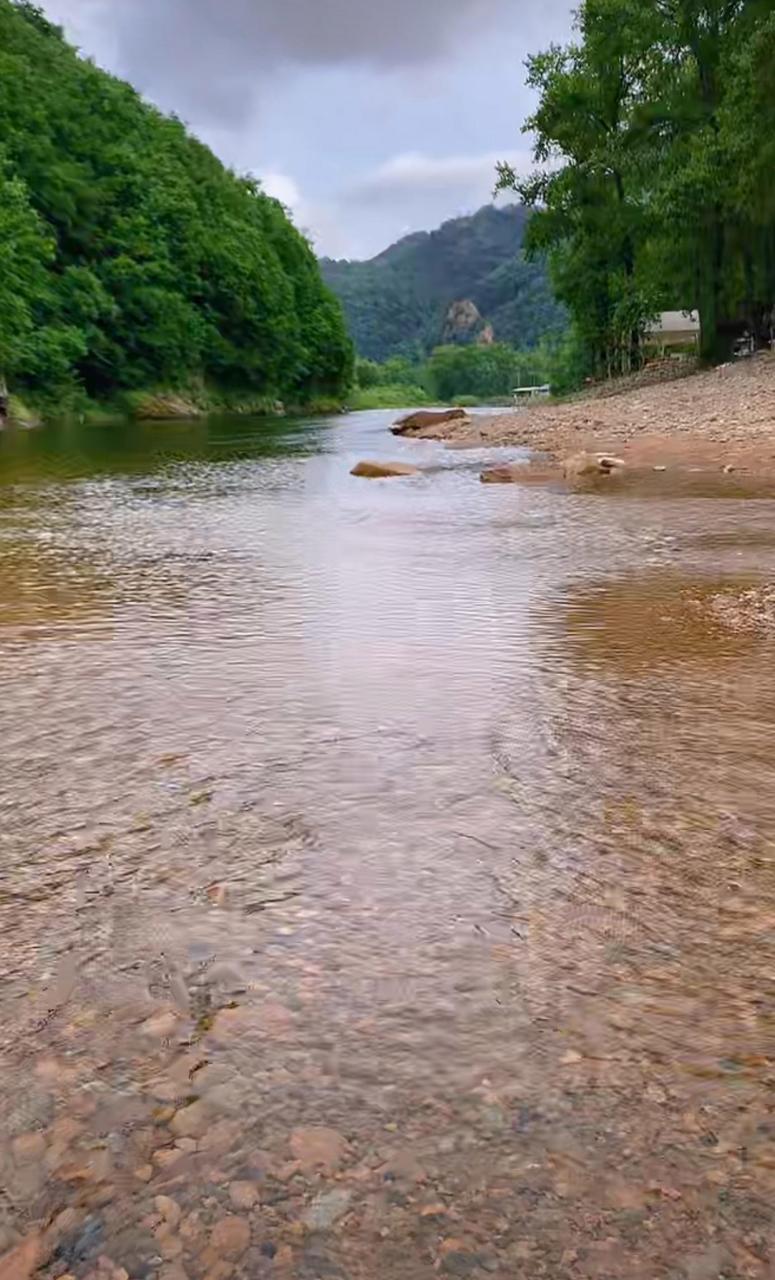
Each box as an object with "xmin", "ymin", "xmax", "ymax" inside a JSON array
[
  {"xmin": 11, "ymin": 1133, "xmax": 46, "ymax": 1165},
  {"xmin": 170, "ymin": 1100, "xmax": 211, "ymax": 1139},
  {"xmin": 209, "ymin": 1217, "xmax": 250, "ymax": 1260},
  {"xmin": 229, "ymin": 1181, "xmax": 259, "ymax": 1210},
  {"xmin": 140, "ymin": 1010, "xmax": 178, "ymax": 1039},
  {"xmin": 480, "ymin": 463, "xmax": 528, "ymax": 484},
  {"xmin": 562, "ymin": 452, "xmax": 625, "ymax": 482},
  {"xmin": 290, "ymin": 1126, "xmax": 349, "ymax": 1172},
  {"xmin": 392, "ymin": 408, "xmax": 466, "ymax": 436},
  {"xmin": 0, "ymin": 1234, "xmax": 43, "ymax": 1280},
  {"xmin": 350, "ymin": 460, "xmax": 419, "ymax": 479},
  {"xmin": 480, "ymin": 462, "xmax": 558, "ymax": 486},
  {"xmin": 154, "ymin": 1196, "xmax": 182, "ymax": 1227}
]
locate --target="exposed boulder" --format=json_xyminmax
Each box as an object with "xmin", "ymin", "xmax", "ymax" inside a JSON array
[
  {"xmin": 132, "ymin": 393, "xmax": 203, "ymax": 421},
  {"xmin": 392, "ymin": 408, "xmax": 467, "ymax": 436},
  {"xmin": 350, "ymin": 460, "xmax": 420, "ymax": 479}
]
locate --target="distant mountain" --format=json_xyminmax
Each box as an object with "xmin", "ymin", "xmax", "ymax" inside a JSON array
[{"xmin": 319, "ymin": 204, "xmax": 565, "ymax": 362}]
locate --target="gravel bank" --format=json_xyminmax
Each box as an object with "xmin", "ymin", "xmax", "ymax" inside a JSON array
[{"xmin": 423, "ymin": 354, "xmax": 775, "ymax": 469}]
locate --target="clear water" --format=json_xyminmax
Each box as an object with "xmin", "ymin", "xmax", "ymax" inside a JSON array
[{"xmin": 1, "ymin": 410, "xmax": 774, "ymax": 1279}]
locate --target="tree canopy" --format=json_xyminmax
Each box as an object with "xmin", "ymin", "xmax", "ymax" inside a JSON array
[
  {"xmin": 499, "ymin": 0, "xmax": 775, "ymax": 372},
  {"xmin": 351, "ymin": 333, "xmax": 582, "ymax": 406},
  {"xmin": 0, "ymin": 0, "xmax": 353, "ymax": 406}
]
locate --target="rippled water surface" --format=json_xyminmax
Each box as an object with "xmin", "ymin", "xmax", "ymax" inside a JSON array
[{"xmin": 2, "ymin": 411, "xmax": 775, "ymax": 1280}]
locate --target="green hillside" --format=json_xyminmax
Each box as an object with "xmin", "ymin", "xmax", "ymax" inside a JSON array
[
  {"xmin": 0, "ymin": 0, "xmax": 353, "ymax": 412},
  {"xmin": 320, "ymin": 204, "xmax": 565, "ymax": 362}
]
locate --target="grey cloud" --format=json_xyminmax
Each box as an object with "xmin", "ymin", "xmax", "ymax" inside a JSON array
[
  {"xmin": 43, "ymin": 0, "xmax": 575, "ymax": 258},
  {"xmin": 60, "ymin": 0, "xmax": 515, "ymax": 123},
  {"xmin": 294, "ymin": 149, "xmax": 532, "ymax": 258},
  {"xmin": 348, "ymin": 150, "xmax": 535, "ymax": 204}
]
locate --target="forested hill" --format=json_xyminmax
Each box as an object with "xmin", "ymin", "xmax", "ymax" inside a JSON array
[
  {"xmin": 320, "ymin": 205, "xmax": 565, "ymax": 362},
  {"xmin": 0, "ymin": 0, "xmax": 353, "ymax": 410}
]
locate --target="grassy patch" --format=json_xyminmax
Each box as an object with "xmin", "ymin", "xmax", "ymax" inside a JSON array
[{"xmin": 347, "ymin": 383, "xmax": 432, "ymax": 410}]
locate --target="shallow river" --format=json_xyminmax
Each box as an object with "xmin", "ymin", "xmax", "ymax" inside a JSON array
[{"xmin": 1, "ymin": 410, "xmax": 775, "ymax": 1280}]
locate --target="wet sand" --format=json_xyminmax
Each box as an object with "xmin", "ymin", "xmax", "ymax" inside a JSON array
[{"xmin": 1, "ymin": 411, "xmax": 775, "ymax": 1280}]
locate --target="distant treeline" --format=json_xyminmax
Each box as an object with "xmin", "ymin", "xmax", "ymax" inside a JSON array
[
  {"xmin": 0, "ymin": 1, "xmax": 353, "ymax": 413},
  {"xmin": 498, "ymin": 0, "xmax": 775, "ymax": 375},
  {"xmin": 351, "ymin": 338, "xmax": 581, "ymax": 408}
]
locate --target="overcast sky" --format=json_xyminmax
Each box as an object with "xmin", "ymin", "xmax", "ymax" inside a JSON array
[{"xmin": 42, "ymin": 0, "xmax": 575, "ymax": 260}]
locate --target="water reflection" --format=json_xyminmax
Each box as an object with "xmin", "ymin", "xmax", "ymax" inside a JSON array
[{"xmin": 0, "ymin": 414, "xmax": 328, "ymax": 486}]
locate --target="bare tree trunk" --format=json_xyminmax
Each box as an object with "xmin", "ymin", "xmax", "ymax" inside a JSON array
[{"xmin": 0, "ymin": 374, "xmax": 8, "ymax": 427}]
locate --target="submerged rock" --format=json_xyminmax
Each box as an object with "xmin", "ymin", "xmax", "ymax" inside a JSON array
[
  {"xmin": 209, "ymin": 1216, "xmax": 250, "ymax": 1259},
  {"xmin": 561, "ymin": 452, "xmax": 626, "ymax": 482},
  {"xmin": 350, "ymin": 460, "xmax": 420, "ymax": 479},
  {"xmin": 169, "ymin": 1100, "xmax": 211, "ymax": 1138},
  {"xmin": 289, "ymin": 1126, "xmax": 349, "ymax": 1172},
  {"xmin": 480, "ymin": 462, "xmax": 558, "ymax": 485},
  {"xmin": 480, "ymin": 463, "xmax": 528, "ymax": 484},
  {"xmin": 302, "ymin": 1189, "xmax": 352, "ymax": 1231},
  {"xmin": 0, "ymin": 1233, "xmax": 44, "ymax": 1280}
]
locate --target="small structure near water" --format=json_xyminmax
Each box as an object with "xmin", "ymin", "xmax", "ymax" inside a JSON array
[
  {"xmin": 511, "ymin": 384, "xmax": 551, "ymax": 406},
  {"xmin": 645, "ymin": 310, "xmax": 701, "ymax": 354}
]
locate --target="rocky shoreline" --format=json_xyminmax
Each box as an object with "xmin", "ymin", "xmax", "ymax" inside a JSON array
[{"xmin": 394, "ymin": 353, "xmax": 775, "ymax": 480}]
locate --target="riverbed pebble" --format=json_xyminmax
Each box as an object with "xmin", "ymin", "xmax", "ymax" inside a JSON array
[
  {"xmin": 289, "ymin": 1127, "xmax": 349, "ymax": 1173},
  {"xmin": 228, "ymin": 1182, "xmax": 259, "ymax": 1210},
  {"xmin": 209, "ymin": 1216, "xmax": 250, "ymax": 1259}
]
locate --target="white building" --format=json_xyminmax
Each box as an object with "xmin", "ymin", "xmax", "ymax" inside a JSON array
[{"xmin": 646, "ymin": 310, "xmax": 701, "ymax": 351}]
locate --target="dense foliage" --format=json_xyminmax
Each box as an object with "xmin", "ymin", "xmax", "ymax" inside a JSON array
[
  {"xmin": 321, "ymin": 205, "xmax": 566, "ymax": 363},
  {"xmin": 0, "ymin": 0, "xmax": 353, "ymax": 407},
  {"xmin": 352, "ymin": 333, "xmax": 582, "ymax": 406},
  {"xmin": 498, "ymin": 0, "xmax": 775, "ymax": 373}
]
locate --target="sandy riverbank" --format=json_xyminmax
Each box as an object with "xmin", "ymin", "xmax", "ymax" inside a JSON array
[{"xmin": 412, "ymin": 353, "xmax": 775, "ymax": 474}]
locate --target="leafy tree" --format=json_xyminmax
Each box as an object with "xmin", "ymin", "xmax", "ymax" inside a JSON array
[
  {"xmin": 425, "ymin": 345, "xmax": 520, "ymax": 401},
  {"xmin": 0, "ymin": 158, "xmax": 87, "ymax": 392},
  {"xmin": 498, "ymin": 0, "xmax": 660, "ymax": 376},
  {"xmin": 503, "ymin": 0, "xmax": 775, "ymax": 370},
  {"xmin": 354, "ymin": 358, "xmax": 382, "ymax": 389},
  {"xmin": 0, "ymin": 0, "xmax": 353, "ymax": 406},
  {"xmin": 716, "ymin": 5, "xmax": 775, "ymax": 346},
  {"xmin": 644, "ymin": 0, "xmax": 759, "ymax": 361},
  {"xmin": 0, "ymin": 164, "xmax": 50, "ymax": 386}
]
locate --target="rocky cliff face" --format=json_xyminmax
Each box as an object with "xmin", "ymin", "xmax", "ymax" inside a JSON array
[
  {"xmin": 441, "ymin": 299, "xmax": 486, "ymax": 345},
  {"xmin": 320, "ymin": 204, "xmax": 566, "ymax": 361}
]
